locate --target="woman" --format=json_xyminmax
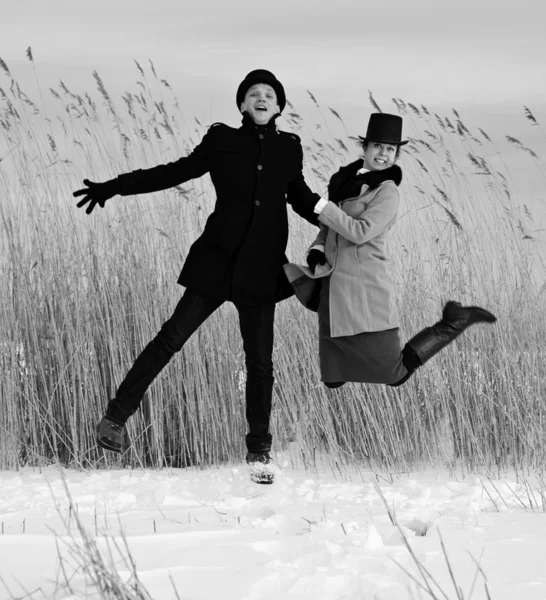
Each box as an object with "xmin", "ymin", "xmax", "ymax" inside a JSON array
[{"xmin": 285, "ymin": 113, "xmax": 496, "ymax": 388}]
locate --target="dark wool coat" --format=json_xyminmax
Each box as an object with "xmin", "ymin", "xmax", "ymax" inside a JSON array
[{"xmin": 116, "ymin": 116, "xmax": 320, "ymax": 305}]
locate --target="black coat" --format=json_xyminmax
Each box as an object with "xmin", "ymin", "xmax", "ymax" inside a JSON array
[{"xmin": 117, "ymin": 115, "xmax": 320, "ymax": 305}]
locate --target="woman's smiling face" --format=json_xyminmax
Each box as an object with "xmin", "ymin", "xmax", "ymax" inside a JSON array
[
  {"xmin": 240, "ymin": 84, "xmax": 280, "ymax": 124},
  {"xmin": 362, "ymin": 142, "xmax": 398, "ymax": 170}
]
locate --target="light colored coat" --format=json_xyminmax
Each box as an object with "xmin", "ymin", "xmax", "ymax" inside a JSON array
[{"xmin": 312, "ymin": 180, "xmax": 400, "ymax": 337}]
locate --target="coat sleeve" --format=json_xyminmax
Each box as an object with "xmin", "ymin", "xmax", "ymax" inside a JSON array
[
  {"xmin": 318, "ymin": 185, "xmax": 399, "ymax": 245},
  {"xmin": 116, "ymin": 129, "xmax": 213, "ymax": 196},
  {"xmin": 285, "ymin": 139, "xmax": 321, "ymax": 226}
]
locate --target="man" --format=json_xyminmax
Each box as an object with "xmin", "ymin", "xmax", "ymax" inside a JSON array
[{"xmin": 73, "ymin": 69, "xmax": 326, "ymax": 483}]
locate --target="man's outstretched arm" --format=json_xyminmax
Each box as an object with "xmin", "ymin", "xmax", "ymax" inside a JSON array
[
  {"xmin": 285, "ymin": 140, "xmax": 325, "ymax": 226},
  {"xmin": 73, "ymin": 129, "xmax": 213, "ymax": 214}
]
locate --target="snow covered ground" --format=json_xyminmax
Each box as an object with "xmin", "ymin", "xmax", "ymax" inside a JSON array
[{"xmin": 1, "ymin": 452, "xmax": 546, "ymax": 599}]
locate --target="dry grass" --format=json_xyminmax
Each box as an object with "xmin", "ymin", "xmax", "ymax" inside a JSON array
[{"xmin": 1, "ymin": 50, "xmax": 546, "ymax": 474}]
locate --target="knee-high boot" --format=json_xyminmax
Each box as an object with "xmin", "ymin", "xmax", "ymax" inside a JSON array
[{"xmin": 390, "ymin": 301, "xmax": 497, "ymax": 387}]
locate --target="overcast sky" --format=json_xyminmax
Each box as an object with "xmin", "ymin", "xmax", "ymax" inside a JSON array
[{"xmin": 2, "ymin": 0, "xmax": 545, "ymax": 136}]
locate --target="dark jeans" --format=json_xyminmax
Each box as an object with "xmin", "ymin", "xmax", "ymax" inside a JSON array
[{"xmin": 106, "ymin": 289, "xmax": 275, "ymax": 452}]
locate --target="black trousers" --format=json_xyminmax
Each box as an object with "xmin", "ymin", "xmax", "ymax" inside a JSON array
[{"xmin": 106, "ymin": 289, "xmax": 275, "ymax": 452}]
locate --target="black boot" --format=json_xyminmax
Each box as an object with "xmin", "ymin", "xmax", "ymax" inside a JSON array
[
  {"xmin": 246, "ymin": 451, "xmax": 275, "ymax": 484},
  {"xmin": 390, "ymin": 301, "xmax": 496, "ymax": 387},
  {"xmin": 96, "ymin": 416, "xmax": 127, "ymax": 453}
]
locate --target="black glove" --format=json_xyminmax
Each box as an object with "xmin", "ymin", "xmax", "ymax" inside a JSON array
[
  {"xmin": 306, "ymin": 248, "xmax": 327, "ymax": 271},
  {"xmin": 73, "ymin": 178, "xmax": 120, "ymax": 214}
]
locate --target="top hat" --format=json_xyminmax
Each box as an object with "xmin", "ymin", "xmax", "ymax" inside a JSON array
[
  {"xmin": 236, "ymin": 69, "xmax": 286, "ymax": 113},
  {"xmin": 358, "ymin": 113, "xmax": 408, "ymax": 146}
]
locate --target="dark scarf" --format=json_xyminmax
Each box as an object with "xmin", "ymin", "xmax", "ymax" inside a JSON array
[{"xmin": 328, "ymin": 160, "xmax": 403, "ymax": 204}]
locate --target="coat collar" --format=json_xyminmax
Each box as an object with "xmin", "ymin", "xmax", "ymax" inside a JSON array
[{"xmin": 240, "ymin": 112, "xmax": 279, "ymax": 135}]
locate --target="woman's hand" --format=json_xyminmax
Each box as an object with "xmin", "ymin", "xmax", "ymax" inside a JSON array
[{"xmin": 306, "ymin": 248, "xmax": 327, "ymax": 271}]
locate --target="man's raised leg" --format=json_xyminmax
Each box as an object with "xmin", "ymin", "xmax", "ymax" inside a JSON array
[{"xmin": 98, "ymin": 290, "xmax": 222, "ymax": 452}]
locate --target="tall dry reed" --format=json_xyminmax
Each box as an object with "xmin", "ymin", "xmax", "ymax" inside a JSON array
[{"xmin": 1, "ymin": 51, "xmax": 545, "ymax": 474}]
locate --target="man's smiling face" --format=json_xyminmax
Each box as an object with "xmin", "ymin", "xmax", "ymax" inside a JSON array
[{"xmin": 240, "ymin": 84, "xmax": 280, "ymax": 125}]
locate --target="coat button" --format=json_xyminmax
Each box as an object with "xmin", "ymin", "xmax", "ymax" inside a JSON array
[
  {"xmin": 255, "ymin": 200, "xmax": 260, "ymax": 206},
  {"xmin": 257, "ymin": 164, "xmax": 263, "ymax": 170}
]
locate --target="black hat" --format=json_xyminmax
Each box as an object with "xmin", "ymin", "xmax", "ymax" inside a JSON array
[
  {"xmin": 236, "ymin": 69, "xmax": 286, "ymax": 113},
  {"xmin": 358, "ymin": 113, "xmax": 408, "ymax": 146}
]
